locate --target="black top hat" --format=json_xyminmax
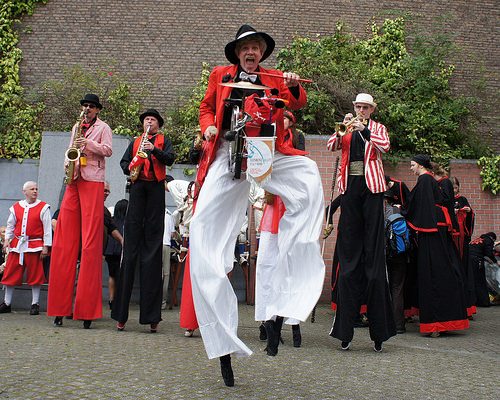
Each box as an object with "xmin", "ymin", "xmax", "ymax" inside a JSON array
[
  {"xmin": 139, "ymin": 109, "xmax": 164, "ymax": 127},
  {"xmin": 224, "ymin": 24, "xmax": 275, "ymax": 65},
  {"xmin": 80, "ymin": 93, "xmax": 103, "ymax": 109}
]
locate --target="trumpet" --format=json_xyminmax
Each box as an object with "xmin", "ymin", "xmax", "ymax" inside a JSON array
[{"xmin": 335, "ymin": 115, "xmax": 367, "ymax": 136}]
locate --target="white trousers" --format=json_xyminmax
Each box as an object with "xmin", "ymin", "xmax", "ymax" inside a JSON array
[
  {"xmin": 255, "ymin": 231, "xmax": 299, "ymax": 325},
  {"xmin": 190, "ymin": 142, "xmax": 325, "ymax": 359}
]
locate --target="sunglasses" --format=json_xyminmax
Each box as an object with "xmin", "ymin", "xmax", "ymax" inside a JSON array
[{"xmin": 82, "ymin": 103, "xmax": 97, "ymax": 109}]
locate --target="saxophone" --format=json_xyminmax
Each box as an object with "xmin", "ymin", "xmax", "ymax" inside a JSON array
[
  {"xmin": 129, "ymin": 125, "xmax": 151, "ymax": 183},
  {"xmin": 64, "ymin": 110, "xmax": 87, "ymax": 184}
]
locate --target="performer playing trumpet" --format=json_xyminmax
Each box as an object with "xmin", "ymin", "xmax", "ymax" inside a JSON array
[
  {"xmin": 188, "ymin": 25, "xmax": 325, "ymax": 386},
  {"xmin": 326, "ymin": 93, "xmax": 396, "ymax": 352},
  {"xmin": 112, "ymin": 109, "xmax": 175, "ymax": 333},
  {"xmin": 48, "ymin": 94, "xmax": 112, "ymax": 329}
]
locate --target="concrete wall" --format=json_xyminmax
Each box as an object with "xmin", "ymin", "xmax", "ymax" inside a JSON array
[
  {"xmin": 38, "ymin": 132, "xmax": 195, "ymax": 212},
  {"xmin": 17, "ymin": 0, "xmax": 500, "ymax": 152},
  {"xmin": 0, "ymin": 159, "xmax": 40, "ymax": 227}
]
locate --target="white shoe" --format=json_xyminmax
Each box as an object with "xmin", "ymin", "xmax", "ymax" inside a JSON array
[
  {"xmin": 184, "ymin": 329, "xmax": 194, "ymax": 337},
  {"xmin": 161, "ymin": 301, "xmax": 167, "ymax": 310}
]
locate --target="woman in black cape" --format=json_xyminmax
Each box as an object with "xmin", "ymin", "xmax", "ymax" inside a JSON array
[{"xmin": 403, "ymin": 155, "xmax": 469, "ymax": 337}]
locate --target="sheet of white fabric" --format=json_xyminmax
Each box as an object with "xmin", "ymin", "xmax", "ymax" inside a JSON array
[
  {"xmin": 190, "ymin": 141, "xmax": 325, "ymax": 359},
  {"xmin": 254, "ymin": 231, "xmax": 301, "ymax": 326}
]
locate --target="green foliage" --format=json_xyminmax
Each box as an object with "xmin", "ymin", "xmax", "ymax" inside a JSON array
[
  {"xmin": 39, "ymin": 65, "xmax": 145, "ymax": 137},
  {"xmin": 0, "ymin": 0, "xmax": 47, "ymax": 160},
  {"xmin": 276, "ymin": 17, "xmax": 490, "ymax": 165},
  {"xmin": 478, "ymin": 156, "xmax": 500, "ymax": 195},
  {"xmin": 163, "ymin": 62, "xmax": 211, "ymax": 163}
]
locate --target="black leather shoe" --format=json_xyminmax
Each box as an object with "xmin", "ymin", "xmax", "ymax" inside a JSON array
[
  {"xmin": 0, "ymin": 302, "xmax": 12, "ymax": 313},
  {"xmin": 341, "ymin": 341, "xmax": 351, "ymax": 351},
  {"xmin": 292, "ymin": 324, "xmax": 302, "ymax": 347},
  {"xmin": 219, "ymin": 354, "xmax": 234, "ymax": 387},
  {"xmin": 53, "ymin": 316, "xmax": 63, "ymax": 326},
  {"xmin": 83, "ymin": 320, "xmax": 92, "ymax": 329},
  {"xmin": 29, "ymin": 303, "xmax": 40, "ymax": 315}
]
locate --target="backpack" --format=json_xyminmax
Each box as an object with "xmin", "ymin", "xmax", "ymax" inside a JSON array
[{"xmin": 385, "ymin": 213, "xmax": 411, "ymax": 258}]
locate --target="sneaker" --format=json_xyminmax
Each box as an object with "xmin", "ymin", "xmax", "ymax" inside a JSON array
[
  {"xmin": 53, "ymin": 316, "xmax": 63, "ymax": 326},
  {"xmin": 373, "ymin": 341, "xmax": 383, "ymax": 352},
  {"xmin": 184, "ymin": 329, "xmax": 194, "ymax": 337},
  {"xmin": 341, "ymin": 341, "xmax": 351, "ymax": 351},
  {"xmin": 259, "ymin": 323, "xmax": 267, "ymax": 341},
  {"xmin": 0, "ymin": 302, "xmax": 12, "ymax": 313},
  {"xmin": 29, "ymin": 303, "xmax": 40, "ymax": 315},
  {"xmin": 161, "ymin": 300, "xmax": 167, "ymax": 310},
  {"xmin": 116, "ymin": 322, "xmax": 126, "ymax": 331},
  {"xmin": 150, "ymin": 322, "xmax": 158, "ymax": 333}
]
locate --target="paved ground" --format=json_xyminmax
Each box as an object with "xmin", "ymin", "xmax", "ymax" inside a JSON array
[{"xmin": 0, "ymin": 303, "xmax": 498, "ymax": 399}]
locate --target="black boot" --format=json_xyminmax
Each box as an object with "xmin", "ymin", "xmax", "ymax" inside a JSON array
[
  {"xmin": 259, "ymin": 323, "xmax": 267, "ymax": 341},
  {"xmin": 53, "ymin": 316, "xmax": 63, "ymax": 326},
  {"xmin": 219, "ymin": 354, "xmax": 234, "ymax": 387},
  {"xmin": 292, "ymin": 324, "xmax": 302, "ymax": 347},
  {"xmin": 264, "ymin": 317, "xmax": 283, "ymax": 356},
  {"xmin": 83, "ymin": 320, "xmax": 92, "ymax": 329}
]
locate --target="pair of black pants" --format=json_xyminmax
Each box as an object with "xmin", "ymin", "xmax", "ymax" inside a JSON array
[
  {"xmin": 331, "ymin": 176, "xmax": 396, "ymax": 343},
  {"xmin": 387, "ymin": 254, "xmax": 407, "ymax": 330},
  {"xmin": 112, "ymin": 180, "xmax": 165, "ymax": 324}
]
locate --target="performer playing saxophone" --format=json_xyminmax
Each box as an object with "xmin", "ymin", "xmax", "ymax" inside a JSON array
[
  {"xmin": 112, "ymin": 109, "xmax": 175, "ymax": 333},
  {"xmin": 48, "ymin": 94, "xmax": 112, "ymax": 329}
]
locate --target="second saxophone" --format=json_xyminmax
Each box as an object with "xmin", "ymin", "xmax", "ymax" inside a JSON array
[{"xmin": 129, "ymin": 125, "xmax": 151, "ymax": 182}]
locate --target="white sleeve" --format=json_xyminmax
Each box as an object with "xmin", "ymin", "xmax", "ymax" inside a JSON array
[
  {"xmin": 41, "ymin": 205, "xmax": 53, "ymax": 247},
  {"xmin": 5, "ymin": 208, "xmax": 16, "ymax": 241}
]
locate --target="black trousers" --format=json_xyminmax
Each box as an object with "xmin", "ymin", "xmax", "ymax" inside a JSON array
[
  {"xmin": 387, "ymin": 254, "xmax": 407, "ymax": 330},
  {"xmin": 331, "ymin": 176, "xmax": 396, "ymax": 342},
  {"xmin": 112, "ymin": 180, "xmax": 165, "ymax": 324}
]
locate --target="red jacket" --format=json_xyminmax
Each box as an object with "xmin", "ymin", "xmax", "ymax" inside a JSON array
[
  {"xmin": 197, "ymin": 64, "xmax": 307, "ymax": 185},
  {"xmin": 326, "ymin": 119, "xmax": 390, "ymax": 194}
]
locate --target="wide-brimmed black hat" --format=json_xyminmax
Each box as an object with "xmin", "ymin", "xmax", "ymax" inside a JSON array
[
  {"xmin": 224, "ymin": 24, "xmax": 275, "ymax": 65},
  {"xmin": 139, "ymin": 108, "xmax": 164, "ymax": 127},
  {"xmin": 80, "ymin": 93, "xmax": 103, "ymax": 109}
]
